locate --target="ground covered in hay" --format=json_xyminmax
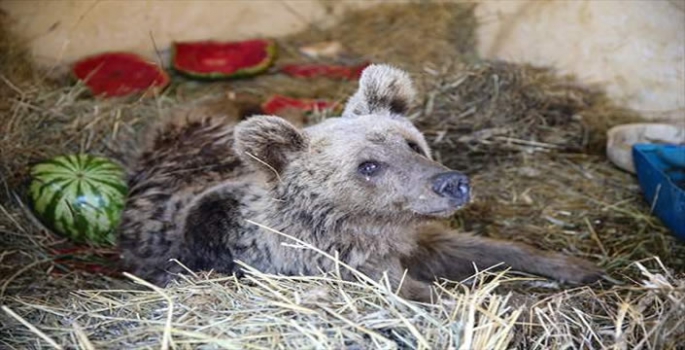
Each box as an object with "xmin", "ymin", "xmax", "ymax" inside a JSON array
[{"xmin": 1, "ymin": 3, "xmax": 684, "ymax": 349}]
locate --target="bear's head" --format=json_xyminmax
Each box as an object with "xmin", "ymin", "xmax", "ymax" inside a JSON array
[{"xmin": 234, "ymin": 64, "xmax": 470, "ymax": 223}]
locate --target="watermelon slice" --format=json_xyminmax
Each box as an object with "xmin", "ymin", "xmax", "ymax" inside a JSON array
[
  {"xmin": 280, "ymin": 63, "xmax": 370, "ymax": 80},
  {"xmin": 50, "ymin": 246, "xmax": 121, "ymax": 276},
  {"xmin": 73, "ymin": 52, "xmax": 170, "ymax": 98},
  {"xmin": 173, "ymin": 39, "xmax": 276, "ymax": 79},
  {"xmin": 262, "ymin": 95, "xmax": 339, "ymax": 115}
]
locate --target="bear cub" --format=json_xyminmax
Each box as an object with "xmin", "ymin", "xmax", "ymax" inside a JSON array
[{"xmin": 118, "ymin": 64, "xmax": 602, "ymax": 301}]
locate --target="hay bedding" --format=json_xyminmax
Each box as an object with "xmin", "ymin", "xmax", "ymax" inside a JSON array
[{"xmin": 1, "ymin": 3, "xmax": 684, "ymax": 349}]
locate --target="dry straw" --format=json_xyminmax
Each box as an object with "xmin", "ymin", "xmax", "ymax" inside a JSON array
[{"xmin": 1, "ymin": 3, "xmax": 684, "ymax": 349}]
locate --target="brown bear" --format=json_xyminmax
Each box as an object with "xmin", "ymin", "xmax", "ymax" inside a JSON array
[{"xmin": 118, "ymin": 64, "xmax": 602, "ymax": 302}]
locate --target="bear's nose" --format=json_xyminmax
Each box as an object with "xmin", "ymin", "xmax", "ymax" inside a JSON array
[{"xmin": 431, "ymin": 171, "xmax": 470, "ymax": 204}]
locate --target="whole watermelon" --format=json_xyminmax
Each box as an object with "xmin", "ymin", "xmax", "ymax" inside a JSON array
[{"xmin": 29, "ymin": 154, "xmax": 128, "ymax": 245}]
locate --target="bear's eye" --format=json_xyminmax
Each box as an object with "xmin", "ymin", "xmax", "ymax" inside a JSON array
[
  {"xmin": 358, "ymin": 161, "xmax": 381, "ymax": 177},
  {"xmin": 407, "ymin": 141, "xmax": 424, "ymax": 156}
]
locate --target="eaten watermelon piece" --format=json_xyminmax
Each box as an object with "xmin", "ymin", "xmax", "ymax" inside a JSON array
[
  {"xmin": 173, "ymin": 39, "xmax": 277, "ymax": 79},
  {"xmin": 280, "ymin": 63, "xmax": 370, "ymax": 80},
  {"xmin": 262, "ymin": 95, "xmax": 339, "ymax": 116},
  {"xmin": 73, "ymin": 52, "xmax": 170, "ymax": 98},
  {"xmin": 49, "ymin": 245, "xmax": 121, "ymax": 277}
]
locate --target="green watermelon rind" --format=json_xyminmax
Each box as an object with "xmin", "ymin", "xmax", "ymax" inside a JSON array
[
  {"xmin": 172, "ymin": 39, "xmax": 277, "ymax": 80},
  {"xmin": 71, "ymin": 52, "xmax": 171, "ymax": 98},
  {"xmin": 28, "ymin": 154, "xmax": 128, "ymax": 246}
]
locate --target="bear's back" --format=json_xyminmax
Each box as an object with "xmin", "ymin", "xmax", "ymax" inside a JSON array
[{"xmin": 117, "ymin": 113, "xmax": 252, "ymax": 284}]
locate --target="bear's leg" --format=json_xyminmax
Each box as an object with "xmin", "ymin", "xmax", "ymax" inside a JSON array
[
  {"xmin": 119, "ymin": 187, "xmax": 241, "ymax": 286},
  {"xmin": 118, "ymin": 211, "xmax": 187, "ymax": 286},
  {"xmin": 403, "ymin": 223, "xmax": 603, "ymax": 285},
  {"xmin": 118, "ymin": 250, "xmax": 187, "ymax": 286},
  {"xmin": 360, "ymin": 256, "xmax": 434, "ymax": 302},
  {"xmin": 179, "ymin": 187, "xmax": 243, "ymax": 276}
]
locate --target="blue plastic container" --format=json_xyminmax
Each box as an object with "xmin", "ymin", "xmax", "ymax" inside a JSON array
[{"xmin": 632, "ymin": 144, "xmax": 685, "ymax": 240}]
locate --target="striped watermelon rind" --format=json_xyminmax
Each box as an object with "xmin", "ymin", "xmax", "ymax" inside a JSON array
[{"xmin": 29, "ymin": 154, "xmax": 128, "ymax": 246}]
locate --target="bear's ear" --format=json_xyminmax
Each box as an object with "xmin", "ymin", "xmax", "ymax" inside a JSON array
[
  {"xmin": 234, "ymin": 115, "xmax": 308, "ymax": 179},
  {"xmin": 342, "ymin": 64, "xmax": 417, "ymax": 118}
]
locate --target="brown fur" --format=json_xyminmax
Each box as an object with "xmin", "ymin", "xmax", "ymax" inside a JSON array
[{"xmin": 118, "ymin": 64, "xmax": 602, "ymax": 301}]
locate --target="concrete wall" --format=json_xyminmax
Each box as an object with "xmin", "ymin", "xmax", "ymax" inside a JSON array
[
  {"xmin": 2, "ymin": 0, "xmax": 683, "ymax": 121},
  {"xmin": 476, "ymin": 1, "xmax": 685, "ymax": 121},
  {"xmin": 1, "ymin": 1, "xmax": 375, "ymax": 65}
]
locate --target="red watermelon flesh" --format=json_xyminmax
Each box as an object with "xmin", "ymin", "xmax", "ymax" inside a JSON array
[
  {"xmin": 50, "ymin": 246, "xmax": 121, "ymax": 276},
  {"xmin": 73, "ymin": 53, "xmax": 169, "ymax": 97},
  {"xmin": 262, "ymin": 95, "xmax": 338, "ymax": 115},
  {"xmin": 281, "ymin": 63, "xmax": 370, "ymax": 80},
  {"xmin": 173, "ymin": 39, "xmax": 276, "ymax": 78}
]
